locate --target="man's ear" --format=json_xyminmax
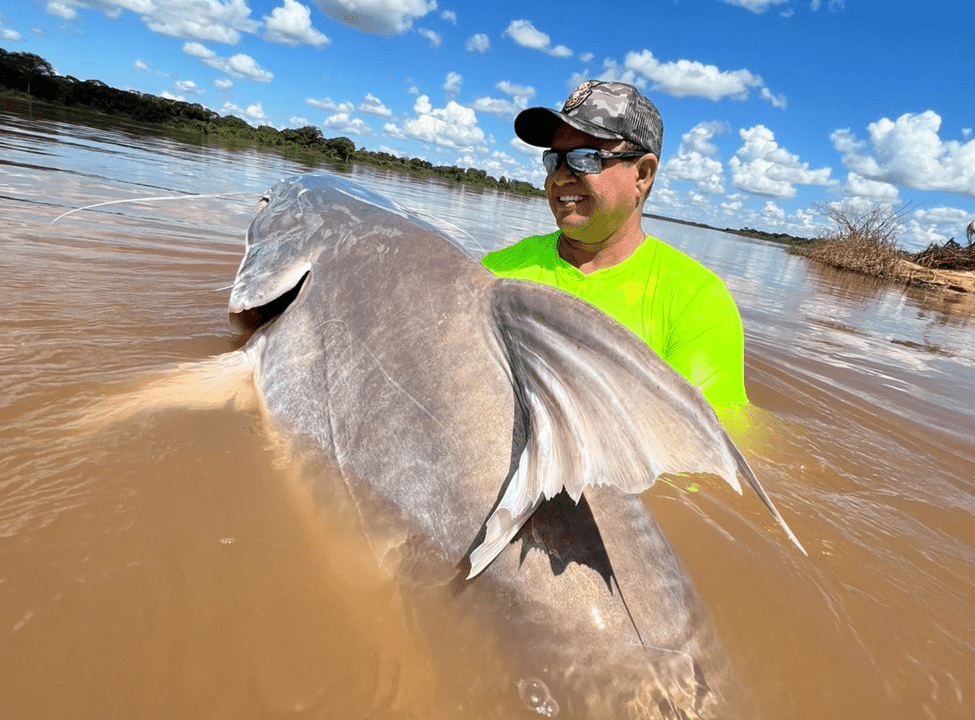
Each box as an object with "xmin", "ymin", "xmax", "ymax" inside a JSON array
[{"xmin": 635, "ymin": 153, "xmax": 658, "ymax": 198}]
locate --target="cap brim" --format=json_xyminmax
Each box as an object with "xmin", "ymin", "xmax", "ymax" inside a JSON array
[{"xmin": 514, "ymin": 107, "xmax": 624, "ymax": 147}]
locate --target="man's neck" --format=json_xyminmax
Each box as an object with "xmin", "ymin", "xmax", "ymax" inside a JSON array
[{"xmin": 557, "ymin": 229, "xmax": 646, "ymax": 274}]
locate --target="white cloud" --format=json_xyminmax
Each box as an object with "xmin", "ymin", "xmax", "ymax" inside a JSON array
[
  {"xmin": 133, "ymin": 59, "xmax": 171, "ymax": 78},
  {"xmin": 663, "ymin": 121, "xmax": 728, "ymax": 194},
  {"xmin": 311, "ymin": 0, "xmax": 436, "ymax": 35},
  {"xmin": 183, "ymin": 41, "xmax": 273, "ymax": 82},
  {"xmin": 443, "ymin": 71, "xmax": 462, "ymax": 95},
  {"xmin": 173, "ymin": 79, "xmax": 204, "ymax": 95},
  {"xmin": 760, "ymin": 200, "xmax": 786, "ymax": 220},
  {"xmin": 472, "ymin": 97, "xmax": 518, "ymax": 116},
  {"xmin": 441, "ymin": 10, "xmax": 456, "ymax": 24},
  {"xmin": 503, "ymin": 19, "xmax": 572, "ymax": 58},
  {"xmin": 101, "ymin": 0, "xmax": 261, "ymax": 45},
  {"xmin": 841, "ymin": 172, "xmax": 900, "ymax": 202},
  {"xmin": 264, "ymin": 0, "xmax": 330, "ymax": 46},
  {"xmin": 305, "ymin": 96, "xmax": 354, "ymax": 112},
  {"xmin": 901, "ymin": 206, "xmax": 973, "ymax": 250},
  {"xmin": 509, "ymin": 136, "xmax": 540, "ymax": 158},
  {"xmin": 359, "ymin": 92, "xmax": 391, "ymax": 116},
  {"xmin": 579, "ymin": 52, "xmax": 594, "ymax": 63},
  {"xmin": 759, "ymin": 86, "xmax": 787, "ymax": 109},
  {"xmin": 719, "ymin": 0, "xmax": 789, "ymax": 12},
  {"xmin": 220, "ymin": 101, "xmax": 270, "ymax": 125},
  {"xmin": 729, "ymin": 125, "xmax": 834, "ymax": 197},
  {"xmin": 290, "ymin": 115, "xmax": 309, "ymax": 126},
  {"xmin": 322, "ymin": 112, "xmax": 371, "ymax": 135},
  {"xmin": 831, "ymin": 111, "xmax": 975, "ymax": 197},
  {"xmin": 45, "ymin": 2, "xmax": 77, "ymax": 20},
  {"xmin": 384, "ymin": 94, "xmax": 486, "ymax": 150},
  {"xmin": 417, "ymin": 27, "xmax": 441, "ymax": 47},
  {"xmin": 620, "ymin": 50, "xmax": 773, "ymax": 102},
  {"xmin": 471, "ymin": 81, "xmax": 535, "ymax": 119},
  {"xmin": 214, "ymin": 77, "xmax": 234, "ymax": 89},
  {"xmin": 465, "ymin": 32, "xmax": 489, "ymax": 52},
  {"xmin": 496, "ymin": 80, "xmax": 535, "ymax": 104}
]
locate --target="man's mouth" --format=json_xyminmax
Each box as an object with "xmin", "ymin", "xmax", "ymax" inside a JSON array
[{"xmin": 559, "ymin": 195, "xmax": 583, "ymax": 203}]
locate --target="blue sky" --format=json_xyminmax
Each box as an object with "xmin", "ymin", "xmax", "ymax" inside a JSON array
[{"xmin": 2, "ymin": 0, "xmax": 973, "ymax": 249}]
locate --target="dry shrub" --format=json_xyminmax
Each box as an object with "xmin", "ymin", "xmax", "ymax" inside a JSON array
[
  {"xmin": 796, "ymin": 233, "xmax": 904, "ymax": 277},
  {"xmin": 790, "ymin": 203, "xmax": 908, "ymax": 279},
  {"xmin": 911, "ymin": 238, "xmax": 975, "ymax": 271}
]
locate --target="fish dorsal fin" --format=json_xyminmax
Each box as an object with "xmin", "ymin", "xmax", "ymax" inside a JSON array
[{"xmin": 466, "ymin": 278, "xmax": 804, "ymax": 578}]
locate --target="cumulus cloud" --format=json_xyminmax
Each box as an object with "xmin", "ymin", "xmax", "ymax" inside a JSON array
[
  {"xmin": 133, "ymin": 59, "xmax": 172, "ymax": 78},
  {"xmin": 618, "ymin": 50, "xmax": 776, "ymax": 103},
  {"xmin": 305, "ymin": 96, "xmax": 354, "ymax": 112},
  {"xmin": 311, "ymin": 0, "xmax": 436, "ymax": 35},
  {"xmin": 384, "ymin": 94, "xmax": 486, "ymax": 150},
  {"xmin": 220, "ymin": 101, "xmax": 270, "ymax": 125},
  {"xmin": 173, "ymin": 79, "xmax": 204, "ymax": 95},
  {"xmin": 841, "ymin": 172, "xmax": 900, "ymax": 203},
  {"xmin": 443, "ymin": 71, "xmax": 462, "ymax": 96},
  {"xmin": 729, "ymin": 125, "xmax": 834, "ymax": 197},
  {"xmin": 214, "ymin": 77, "xmax": 234, "ymax": 89},
  {"xmin": 663, "ymin": 121, "xmax": 728, "ymax": 194},
  {"xmin": 901, "ymin": 205, "xmax": 973, "ymax": 249},
  {"xmin": 441, "ymin": 10, "xmax": 456, "ymax": 24},
  {"xmin": 322, "ymin": 112, "xmax": 371, "ymax": 135},
  {"xmin": 45, "ymin": 2, "xmax": 78, "ymax": 20},
  {"xmin": 183, "ymin": 42, "xmax": 273, "ymax": 82},
  {"xmin": 831, "ymin": 111, "xmax": 975, "ymax": 197},
  {"xmin": 760, "ymin": 87, "xmax": 787, "ymax": 109},
  {"xmin": 264, "ymin": 0, "xmax": 330, "ymax": 46},
  {"xmin": 471, "ymin": 80, "xmax": 535, "ymax": 118},
  {"xmin": 417, "ymin": 27, "xmax": 441, "ymax": 47},
  {"xmin": 0, "ymin": 17, "xmax": 21, "ymax": 40},
  {"xmin": 719, "ymin": 0, "xmax": 789, "ymax": 12},
  {"xmin": 503, "ymin": 20, "xmax": 572, "ymax": 58},
  {"xmin": 101, "ymin": 0, "xmax": 262, "ymax": 44},
  {"xmin": 509, "ymin": 136, "xmax": 541, "ymax": 158},
  {"xmin": 465, "ymin": 32, "xmax": 489, "ymax": 52},
  {"xmin": 358, "ymin": 93, "xmax": 391, "ymax": 116}
]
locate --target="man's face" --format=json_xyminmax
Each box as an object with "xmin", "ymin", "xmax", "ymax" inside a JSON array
[{"xmin": 544, "ymin": 125, "xmax": 656, "ymax": 248}]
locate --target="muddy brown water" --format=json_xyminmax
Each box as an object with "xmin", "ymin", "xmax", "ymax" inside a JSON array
[{"xmin": 2, "ymin": 109, "xmax": 974, "ymax": 719}]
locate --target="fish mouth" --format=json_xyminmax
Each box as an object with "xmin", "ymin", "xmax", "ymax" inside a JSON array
[{"xmin": 229, "ymin": 271, "xmax": 309, "ymax": 338}]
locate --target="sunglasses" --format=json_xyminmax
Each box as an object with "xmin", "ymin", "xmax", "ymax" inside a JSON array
[{"xmin": 542, "ymin": 148, "xmax": 646, "ymax": 177}]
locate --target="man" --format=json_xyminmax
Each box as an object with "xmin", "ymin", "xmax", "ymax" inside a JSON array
[{"xmin": 482, "ymin": 80, "xmax": 748, "ymax": 411}]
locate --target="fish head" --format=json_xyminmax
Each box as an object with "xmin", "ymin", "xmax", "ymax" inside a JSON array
[{"xmin": 227, "ymin": 173, "xmax": 419, "ymax": 332}]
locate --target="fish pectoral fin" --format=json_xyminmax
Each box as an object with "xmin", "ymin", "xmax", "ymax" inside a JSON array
[
  {"xmin": 467, "ymin": 478, "xmax": 542, "ymax": 579},
  {"xmin": 481, "ymin": 278, "xmax": 804, "ymax": 563}
]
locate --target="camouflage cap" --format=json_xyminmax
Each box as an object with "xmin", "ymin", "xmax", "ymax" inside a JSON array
[{"xmin": 514, "ymin": 80, "xmax": 663, "ymax": 158}]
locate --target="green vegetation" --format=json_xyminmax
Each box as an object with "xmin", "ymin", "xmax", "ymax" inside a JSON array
[{"xmin": 0, "ymin": 47, "xmax": 543, "ymax": 198}]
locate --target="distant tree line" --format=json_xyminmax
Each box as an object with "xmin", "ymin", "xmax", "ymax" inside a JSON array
[{"xmin": 0, "ymin": 47, "xmax": 543, "ymax": 198}]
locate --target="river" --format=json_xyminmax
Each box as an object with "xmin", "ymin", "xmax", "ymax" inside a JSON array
[{"xmin": 1, "ymin": 106, "xmax": 974, "ymax": 719}]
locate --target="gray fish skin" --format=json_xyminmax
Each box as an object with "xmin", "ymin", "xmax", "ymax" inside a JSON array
[{"xmin": 227, "ymin": 174, "xmax": 774, "ymax": 718}]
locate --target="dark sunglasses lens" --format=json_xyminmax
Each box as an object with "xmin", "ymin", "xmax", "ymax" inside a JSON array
[
  {"xmin": 542, "ymin": 151, "xmax": 561, "ymax": 176},
  {"xmin": 543, "ymin": 149, "xmax": 602, "ymax": 176},
  {"xmin": 566, "ymin": 150, "xmax": 601, "ymax": 174}
]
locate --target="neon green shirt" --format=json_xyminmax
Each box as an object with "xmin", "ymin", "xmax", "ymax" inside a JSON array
[{"xmin": 482, "ymin": 231, "xmax": 748, "ymax": 410}]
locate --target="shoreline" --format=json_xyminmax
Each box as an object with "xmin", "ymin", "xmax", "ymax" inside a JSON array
[{"xmin": 4, "ymin": 89, "xmax": 972, "ymax": 296}]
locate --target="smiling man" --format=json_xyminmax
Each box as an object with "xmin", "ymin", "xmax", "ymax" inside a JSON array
[{"xmin": 483, "ymin": 80, "xmax": 749, "ymax": 411}]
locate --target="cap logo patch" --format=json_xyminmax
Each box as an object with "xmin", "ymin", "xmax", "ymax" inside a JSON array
[{"xmin": 562, "ymin": 80, "xmax": 598, "ymax": 113}]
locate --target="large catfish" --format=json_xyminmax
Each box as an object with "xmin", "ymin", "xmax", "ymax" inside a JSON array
[{"xmin": 224, "ymin": 173, "xmax": 802, "ymax": 719}]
